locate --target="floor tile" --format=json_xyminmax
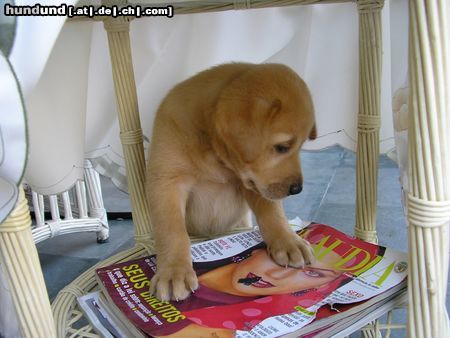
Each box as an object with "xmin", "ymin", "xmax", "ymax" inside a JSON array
[
  {"xmin": 38, "ymin": 253, "xmax": 99, "ymax": 300},
  {"xmin": 283, "ymin": 182, "xmax": 328, "ymax": 221}
]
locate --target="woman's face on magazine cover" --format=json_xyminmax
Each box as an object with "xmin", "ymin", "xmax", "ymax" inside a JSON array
[{"xmin": 231, "ymin": 249, "xmax": 341, "ymax": 296}]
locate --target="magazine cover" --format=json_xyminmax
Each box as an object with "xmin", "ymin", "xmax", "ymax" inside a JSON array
[
  {"xmin": 78, "ymin": 291, "xmax": 124, "ymax": 338},
  {"xmin": 96, "ymin": 222, "xmax": 408, "ymax": 338},
  {"xmin": 78, "ymin": 291, "xmax": 147, "ymax": 338}
]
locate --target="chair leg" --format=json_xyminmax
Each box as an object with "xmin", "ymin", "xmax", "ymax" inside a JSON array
[
  {"xmin": 83, "ymin": 159, "xmax": 109, "ymax": 243},
  {"xmin": 0, "ymin": 187, "xmax": 56, "ymax": 338},
  {"xmin": 407, "ymin": 1, "xmax": 450, "ymax": 337}
]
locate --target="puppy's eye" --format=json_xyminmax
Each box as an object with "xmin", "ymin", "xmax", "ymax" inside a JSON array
[{"xmin": 274, "ymin": 144, "xmax": 290, "ymax": 154}]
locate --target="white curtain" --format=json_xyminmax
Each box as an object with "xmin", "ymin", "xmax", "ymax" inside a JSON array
[{"xmin": 13, "ymin": 1, "xmax": 408, "ymax": 196}]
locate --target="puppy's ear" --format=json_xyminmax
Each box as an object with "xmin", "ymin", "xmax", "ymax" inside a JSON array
[
  {"xmin": 308, "ymin": 124, "xmax": 317, "ymax": 140},
  {"xmin": 267, "ymin": 98, "xmax": 282, "ymax": 121},
  {"xmin": 214, "ymin": 120, "xmax": 260, "ymax": 164},
  {"xmin": 214, "ymin": 97, "xmax": 268, "ymax": 164}
]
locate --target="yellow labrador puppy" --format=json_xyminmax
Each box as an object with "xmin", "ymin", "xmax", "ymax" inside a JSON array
[{"xmin": 146, "ymin": 63, "xmax": 317, "ymax": 301}]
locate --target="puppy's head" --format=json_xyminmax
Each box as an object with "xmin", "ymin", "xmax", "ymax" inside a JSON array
[{"xmin": 212, "ymin": 64, "xmax": 316, "ymax": 200}]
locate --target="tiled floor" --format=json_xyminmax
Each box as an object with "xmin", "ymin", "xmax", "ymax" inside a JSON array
[{"xmin": 36, "ymin": 145, "xmax": 448, "ymax": 337}]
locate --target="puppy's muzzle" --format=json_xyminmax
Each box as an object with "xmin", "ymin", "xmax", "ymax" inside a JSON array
[
  {"xmin": 265, "ymin": 178, "xmax": 303, "ymax": 199},
  {"xmin": 288, "ymin": 182, "xmax": 303, "ymax": 196}
]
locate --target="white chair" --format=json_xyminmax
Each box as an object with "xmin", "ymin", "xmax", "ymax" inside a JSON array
[{"xmin": 25, "ymin": 160, "xmax": 109, "ymax": 244}]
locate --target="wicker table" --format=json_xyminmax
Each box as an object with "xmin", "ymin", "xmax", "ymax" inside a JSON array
[{"xmin": 0, "ymin": 1, "xmax": 448, "ymax": 337}]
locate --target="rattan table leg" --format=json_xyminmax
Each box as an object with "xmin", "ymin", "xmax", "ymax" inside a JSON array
[
  {"xmin": 102, "ymin": 0, "xmax": 152, "ymax": 246},
  {"xmin": 354, "ymin": 2, "xmax": 384, "ymax": 336},
  {"xmin": 407, "ymin": 1, "xmax": 450, "ymax": 337},
  {"xmin": 0, "ymin": 187, "xmax": 56, "ymax": 338},
  {"xmin": 354, "ymin": 0, "xmax": 384, "ymax": 245}
]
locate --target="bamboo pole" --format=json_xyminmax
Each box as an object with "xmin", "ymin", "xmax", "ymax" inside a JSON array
[
  {"xmin": 407, "ymin": 0, "xmax": 450, "ymax": 337},
  {"xmin": 102, "ymin": 0, "xmax": 152, "ymax": 245},
  {"xmin": 0, "ymin": 188, "xmax": 56, "ymax": 338},
  {"xmin": 354, "ymin": 0, "xmax": 383, "ymax": 244}
]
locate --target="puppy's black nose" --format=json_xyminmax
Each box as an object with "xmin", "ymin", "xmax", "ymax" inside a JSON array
[{"xmin": 289, "ymin": 183, "xmax": 303, "ymax": 195}]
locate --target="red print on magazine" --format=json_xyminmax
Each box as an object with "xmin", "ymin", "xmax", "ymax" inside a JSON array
[{"xmin": 96, "ymin": 223, "xmax": 407, "ymax": 338}]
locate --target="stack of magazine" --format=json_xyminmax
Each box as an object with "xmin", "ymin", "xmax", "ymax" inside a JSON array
[{"xmin": 78, "ymin": 219, "xmax": 408, "ymax": 338}]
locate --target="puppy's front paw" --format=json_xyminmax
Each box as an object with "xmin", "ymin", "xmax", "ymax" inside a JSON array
[
  {"xmin": 150, "ymin": 262, "xmax": 198, "ymax": 301},
  {"xmin": 267, "ymin": 233, "xmax": 315, "ymax": 268}
]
